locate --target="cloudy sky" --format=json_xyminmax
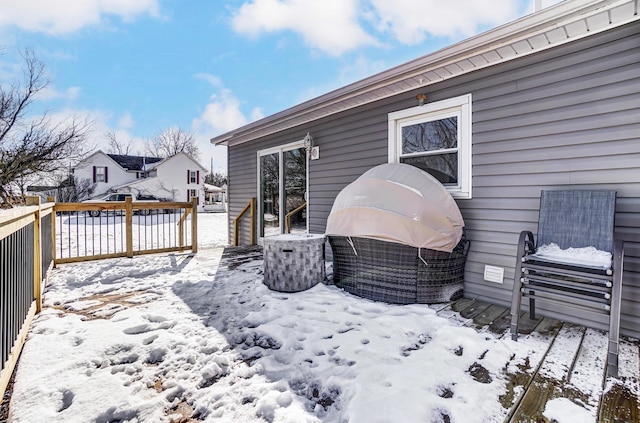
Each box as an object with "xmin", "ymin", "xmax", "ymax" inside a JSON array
[{"xmin": 0, "ymin": 0, "xmax": 561, "ymax": 173}]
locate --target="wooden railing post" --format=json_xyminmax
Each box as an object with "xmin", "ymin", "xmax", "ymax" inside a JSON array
[
  {"xmin": 48, "ymin": 197, "xmax": 57, "ymax": 267},
  {"xmin": 233, "ymin": 197, "xmax": 257, "ymax": 246},
  {"xmin": 191, "ymin": 197, "xmax": 198, "ymax": 253},
  {"xmin": 125, "ymin": 197, "xmax": 133, "ymax": 258},
  {"xmin": 25, "ymin": 196, "xmax": 42, "ymax": 312},
  {"xmin": 284, "ymin": 201, "xmax": 306, "ymax": 234},
  {"xmin": 250, "ymin": 197, "xmax": 256, "ymax": 245}
]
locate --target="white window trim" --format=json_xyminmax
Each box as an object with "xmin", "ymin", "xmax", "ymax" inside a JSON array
[
  {"xmin": 388, "ymin": 93, "xmax": 472, "ymax": 199},
  {"xmin": 96, "ymin": 166, "xmax": 106, "ymax": 182}
]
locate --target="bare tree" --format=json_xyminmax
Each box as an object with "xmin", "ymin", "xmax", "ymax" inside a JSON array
[
  {"xmin": 40, "ymin": 175, "xmax": 95, "ymax": 203},
  {"xmin": 106, "ymin": 131, "xmax": 135, "ymax": 155},
  {"xmin": 0, "ymin": 50, "xmax": 92, "ymax": 206},
  {"xmin": 204, "ymin": 171, "xmax": 227, "ymax": 187},
  {"xmin": 145, "ymin": 127, "xmax": 200, "ymax": 160}
]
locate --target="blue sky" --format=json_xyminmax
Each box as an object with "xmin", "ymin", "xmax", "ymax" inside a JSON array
[{"xmin": 0, "ymin": 0, "xmax": 560, "ymax": 173}]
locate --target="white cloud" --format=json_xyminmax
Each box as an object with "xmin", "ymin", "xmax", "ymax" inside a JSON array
[
  {"xmin": 231, "ymin": 0, "xmax": 529, "ymax": 55},
  {"xmin": 195, "ymin": 134, "xmax": 228, "ymax": 174},
  {"xmin": 191, "ymin": 81, "xmax": 265, "ymax": 174},
  {"xmin": 231, "ymin": 0, "xmax": 377, "ymax": 56},
  {"xmin": 250, "ymin": 108, "xmax": 264, "ymax": 122},
  {"xmin": 43, "ymin": 108, "xmax": 151, "ymax": 156},
  {"xmin": 117, "ymin": 113, "xmax": 134, "ymax": 130},
  {"xmin": 195, "ymin": 73, "xmax": 223, "ymax": 88},
  {"xmin": 193, "ymin": 88, "xmax": 264, "ymax": 136},
  {"xmin": 37, "ymin": 86, "xmax": 81, "ymax": 102},
  {"xmin": 338, "ymin": 55, "xmax": 387, "ymax": 85},
  {"xmin": 0, "ymin": 0, "xmax": 160, "ymax": 35},
  {"xmin": 291, "ymin": 55, "xmax": 387, "ymax": 105},
  {"xmin": 368, "ymin": 0, "xmax": 522, "ymax": 44}
]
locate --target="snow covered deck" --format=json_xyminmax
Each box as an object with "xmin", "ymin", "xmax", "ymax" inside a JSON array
[{"xmin": 3, "ymin": 244, "xmax": 638, "ymax": 422}]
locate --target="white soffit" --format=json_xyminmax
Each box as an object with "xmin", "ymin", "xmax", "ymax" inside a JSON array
[{"xmin": 212, "ymin": 0, "xmax": 639, "ymax": 147}]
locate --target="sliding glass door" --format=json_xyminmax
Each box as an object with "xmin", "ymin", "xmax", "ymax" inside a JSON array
[{"xmin": 259, "ymin": 142, "xmax": 307, "ymax": 238}]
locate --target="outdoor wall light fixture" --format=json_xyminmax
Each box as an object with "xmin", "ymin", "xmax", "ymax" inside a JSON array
[
  {"xmin": 416, "ymin": 93, "xmax": 427, "ymax": 106},
  {"xmin": 303, "ymin": 132, "xmax": 314, "ymax": 150},
  {"xmin": 303, "ymin": 132, "xmax": 320, "ymax": 160}
]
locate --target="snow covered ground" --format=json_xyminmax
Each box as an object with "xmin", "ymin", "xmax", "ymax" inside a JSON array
[
  {"xmin": 7, "ymin": 213, "xmax": 612, "ymax": 422},
  {"xmin": 55, "ymin": 209, "xmax": 228, "ymax": 259}
]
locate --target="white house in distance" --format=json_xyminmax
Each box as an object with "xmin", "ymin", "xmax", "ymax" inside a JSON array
[
  {"xmin": 203, "ymin": 183, "xmax": 228, "ymax": 213},
  {"xmin": 74, "ymin": 151, "xmax": 209, "ymax": 211}
]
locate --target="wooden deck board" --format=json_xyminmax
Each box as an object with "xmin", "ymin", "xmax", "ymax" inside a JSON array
[
  {"xmin": 472, "ymin": 304, "xmax": 506, "ymax": 328},
  {"xmin": 459, "ymin": 300, "xmax": 492, "ymax": 319},
  {"xmin": 516, "ymin": 313, "xmax": 544, "ymax": 335},
  {"xmin": 509, "ymin": 324, "xmax": 586, "ymax": 422},
  {"xmin": 440, "ymin": 301, "xmax": 638, "ymax": 423},
  {"xmin": 450, "ymin": 298, "xmax": 475, "ymax": 312},
  {"xmin": 533, "ymin": 317, "xmax": 563, "ymax": 337},
  {"xmin": 500, "ymin": 320, "xmax": 560, "ymax": 420},
  {"xmin": 488, "ymin": 309, "xmax": 512, "ymax": 334},
  {"xmin": 569, "ymin": 329, "xmax": 609, "ymax": 419},
  {"xmin": 599, "ymin": 338, "xmax": 640, "ymax": 423}
]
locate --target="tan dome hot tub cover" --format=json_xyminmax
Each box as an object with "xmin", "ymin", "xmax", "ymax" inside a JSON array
[{"xmin": 325, "ymin": 163, "xmax": 464, "ymax": 252}]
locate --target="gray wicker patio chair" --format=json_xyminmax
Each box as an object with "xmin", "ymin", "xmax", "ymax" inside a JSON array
[{"xmin": 510, "ymin": 190, "xmax": 624, "ymax": 377}]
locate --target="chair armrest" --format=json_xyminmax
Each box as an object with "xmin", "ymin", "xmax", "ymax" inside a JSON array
[{"xmin": 518, "ymin": 231, "xmax": 535, "ymax": 257}]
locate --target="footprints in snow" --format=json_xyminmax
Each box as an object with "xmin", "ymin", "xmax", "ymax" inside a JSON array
[
  {"xmin": 51, "ymin": 291, "xmax": 160, "ymax": 320},
  {"xmin": 56, "ymin": 389, "xmax": 74, "ymax": 413},
  {"xmin": 400, "ymin": 332, "xmax": 433, "ymax": 357},
  {"xmin": 399, "ymin": 334, "xmax": 493, "ymax": 412},
  {"xmin": 122, "ymin": 316, "xmax": 174, "ymax": 335}
]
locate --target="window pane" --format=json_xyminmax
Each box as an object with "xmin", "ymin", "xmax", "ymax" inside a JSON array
[
  {"xmin": 283, "ymin": 148, "xmax": 307, "ymax": 234},
  {"xmin": 260, "ymin": 153, "xmax": 280, "ymax": 237},
  {"xmin": 401, "ymin": 153, "xmax": 458, "ymax": 185},
  {"xmin": 402, "ymin": 117, "xmax": 458, "ymax": 154}
]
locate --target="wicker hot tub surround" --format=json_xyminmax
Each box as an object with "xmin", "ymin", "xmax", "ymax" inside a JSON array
[
  {"xmin": 325, "ymin": 163, "xmax": 468, "ymax": 305},
  {"xmin": 328, "ymin": 235, "xmax": 469, "ymax": 304}
]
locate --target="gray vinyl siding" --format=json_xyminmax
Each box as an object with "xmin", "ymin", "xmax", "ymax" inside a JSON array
[
  {"xmin": 226, "ymin": 21, "xmax": 640, "ymax": 338},
  {"xmin": 464, "ymin": 21, "xmax": 640, "ymax": 338}
]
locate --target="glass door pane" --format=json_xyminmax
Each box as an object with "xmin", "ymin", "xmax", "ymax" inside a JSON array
[
  {"xmin": 283, "ymin": 147, "xmax": 307, "ymax": 234},
  {"xmin": 260, "ymin": 153, "xmax": 280, "ymax": 237}
]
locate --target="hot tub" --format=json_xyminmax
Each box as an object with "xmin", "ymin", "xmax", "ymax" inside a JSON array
[{"xmin": 325, "ymin": 163, "xmax": 467, "ymax": 304}]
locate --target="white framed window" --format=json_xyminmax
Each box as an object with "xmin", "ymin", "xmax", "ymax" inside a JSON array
[
  {"xmin": 188, "ymin": 189, "xmax": 199, "ymax": 204},
  {"xmin": 94, "ymin": 166, "xmax": 107, "ymax": 183},
  {"xmin": 388, "ymin": 93, "xmax": 472, "ymax": 199},
  {"xmin": 189, "ymin": 170, "xmax": 197, "ymax": 184}
]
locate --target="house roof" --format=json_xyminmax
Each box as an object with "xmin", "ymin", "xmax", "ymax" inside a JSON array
[
  {"xmin": 110, "ymin": 152, "xmax": 209, "ymax": 191},
  {"xmin": 107, "ymin": 154, "xmax": 163, "ymax": 171},
  {"xmin": 204, "ymin": 183, "xmax": 225, "ymax": 193},
  {"xmin": 144, "ymin": 151, "xmax": 208, "ymax": 173},
  {"xmin": 210, "ymin": 0, "xmax": 640, "ymax": 147}
]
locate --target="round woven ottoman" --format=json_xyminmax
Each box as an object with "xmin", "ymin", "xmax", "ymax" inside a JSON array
[{"xmin": 263, "ymin": 234, "xmax": 326, "ymax": 292}]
